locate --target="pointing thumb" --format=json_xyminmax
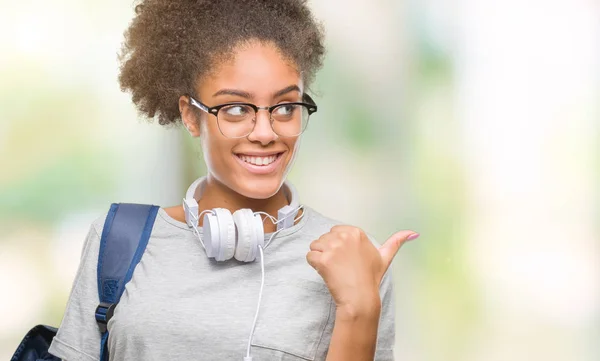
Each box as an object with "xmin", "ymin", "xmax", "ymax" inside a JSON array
[{"xmin": 378, "ymin": 231, "xmax": 419, "ymax": 269}]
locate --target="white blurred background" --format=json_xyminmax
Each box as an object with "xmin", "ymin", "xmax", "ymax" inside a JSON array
[{"xmin": 1, "ymin": 0, "xmax": 598, "ymax": 360}]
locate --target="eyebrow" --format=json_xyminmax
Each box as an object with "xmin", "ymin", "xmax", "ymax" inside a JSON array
[
  {"xmin": 212, "ymin": 85, "xmax": 302, "ymax": 100},
  {"xmin": 273, "ymin": 85, "xmax": 302, "ymax": 98},
  {"xmin": 212, "ymin": 89, "xmax": 253, "ymax": 99}
]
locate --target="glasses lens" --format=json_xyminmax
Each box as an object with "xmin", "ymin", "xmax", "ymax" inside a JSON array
[
  {"xmin": 217, "ymin": 104, "xmax": 255, "ymax": 138},
  {"xmin": 271, "ymin": 104, "xmax": 309, "ymax": 137}
]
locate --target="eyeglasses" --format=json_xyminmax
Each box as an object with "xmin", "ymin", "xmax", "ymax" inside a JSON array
[{"xmin": 188, "ymin": 94, "xmax": 318, "ymax": 138}]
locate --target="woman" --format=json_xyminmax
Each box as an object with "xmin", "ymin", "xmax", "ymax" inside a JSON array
[{"xmin": 48, "ymin": 0, "xmax": 419, "ymax": 360}]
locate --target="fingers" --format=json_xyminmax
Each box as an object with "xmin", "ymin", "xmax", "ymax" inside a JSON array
[
  {"xmin": 309, "ymin": 237, "xmax": 326, "ymax": 251},
  {"xmin": 378, "ymin": 230, "xmax": 419, "ymax": 269},
  {"xmin": 330, "ymin": 225, "xmax": 363, "ymax": 240},
  {"xmin": 309, "ymin": 225, "xmax": 365, "ymax": 257},
  {"xmin": 306, "ymin": 250, "xmax": 322, "ymax": 271}
]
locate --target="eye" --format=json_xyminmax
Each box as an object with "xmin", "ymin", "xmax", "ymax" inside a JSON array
[
  {"xmin": 223, "ymin": 105, "xmax": 251, "ymax": 117},
  {"xmin": 274, "ymin": 104, "xmax": 296, "ymax": 116}
]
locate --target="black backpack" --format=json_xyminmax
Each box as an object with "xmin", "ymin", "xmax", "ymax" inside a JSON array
[{"xmin": 11, "ymin": 203, "xmax": 159, "ymax": 361}]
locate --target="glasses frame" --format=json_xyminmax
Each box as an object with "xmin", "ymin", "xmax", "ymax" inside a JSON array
[{"xmin": 187, "ymin": 93, "xmax": 318, "ymax": 138}]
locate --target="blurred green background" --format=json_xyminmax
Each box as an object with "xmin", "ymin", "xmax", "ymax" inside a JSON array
[{"xmin": 1, "ymin": 0, "xmax": 598, "ymax": 360}]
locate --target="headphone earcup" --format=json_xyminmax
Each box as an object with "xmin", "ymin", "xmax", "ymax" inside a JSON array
[
  {"xmin": 202, "ymin": 212, "xmax": 220, "ymax": 259},
  {"xmin": 233, "ymin": 209, "xmax": 257, "ymax": 262},
  {"xmin": 213, "ymin": 208, "xmax": 236, "ymax": 261},
  {"xmin": 249, "ymin": 213, "xmax": 265, "ymax": 262}
]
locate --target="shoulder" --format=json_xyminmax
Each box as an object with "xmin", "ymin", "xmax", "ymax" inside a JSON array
[
  {"xmin": 90, "ymin": 203, "xmax": 189, "ymax": 235},
  {"xmin": 90, "ymin": 212, "xmax": 108, "ymax": 237},
  {"xmin": 82, "ymin": 203, "xmax": 175, "ymax": 254},
  {"xmin": 162, "ymin": 204, "xmax": 187, "ymax": 224}
]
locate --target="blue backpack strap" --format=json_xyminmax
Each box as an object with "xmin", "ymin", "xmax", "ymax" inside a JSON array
[{"xmin": 94, "ymin": 203, "xmax": 159, "ymax": 361}]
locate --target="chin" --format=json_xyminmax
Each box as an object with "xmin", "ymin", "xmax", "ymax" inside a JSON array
[
  {"xmin": 209, "ymin": 152, "xmax": 294, "ymax": 200},
  {"xmin": 234, "ymin": 175, "xmax": 285, "ymax": 200}
]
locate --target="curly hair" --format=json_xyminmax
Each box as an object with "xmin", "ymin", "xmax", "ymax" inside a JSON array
[{"xmin": 118, "ymin": 0, "xmax": 326, "ymax": 125}]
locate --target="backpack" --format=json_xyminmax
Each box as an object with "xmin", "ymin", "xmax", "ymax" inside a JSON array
[{"xmin": 11, "ymin": 203, "xmax": 159, "ymax": 361}]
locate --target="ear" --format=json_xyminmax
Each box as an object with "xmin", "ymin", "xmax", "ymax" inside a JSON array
[{"xmin": 179, "ymin": 95, "xmax": 201, "ymax": 137}]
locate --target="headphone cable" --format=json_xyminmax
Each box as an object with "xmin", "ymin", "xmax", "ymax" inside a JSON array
[{"xmin": 245, "ymin": 245, "xmax": 266, "ymax": 361}]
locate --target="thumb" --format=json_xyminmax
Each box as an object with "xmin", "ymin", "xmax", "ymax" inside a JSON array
[{"xmin": 378, "ymin": 230, "xmax": 419, "ymax": 269}]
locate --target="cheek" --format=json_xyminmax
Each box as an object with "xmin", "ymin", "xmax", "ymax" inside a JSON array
[
  {"xmin": 283, "ymin": 137, "xmax": 302, "ymax": 166},
  {"xmin": 200, "ymin": 122, "xmax": 233, "ymax": 169}
]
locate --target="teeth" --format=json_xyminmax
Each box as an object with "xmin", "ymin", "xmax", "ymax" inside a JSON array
[{"xmin": 238, "ymin": 154, "xmax": 278, "ymax": 166}]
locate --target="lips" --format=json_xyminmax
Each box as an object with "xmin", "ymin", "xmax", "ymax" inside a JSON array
[
  {"xmin": 236, "ymin": 153, "xmax": 281, "ymax": 166},
  {"xmin": 233, "ymin": 152, "xmax": 285, "ymax": 174}
]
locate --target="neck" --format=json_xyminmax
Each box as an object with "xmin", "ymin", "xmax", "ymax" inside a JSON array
[{"xmin": 196, "ymin": 175, "xmax": 293, "ymax": 233}]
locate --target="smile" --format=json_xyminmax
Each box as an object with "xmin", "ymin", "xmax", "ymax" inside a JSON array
[
  {"xmin": 233, "ymin": 152, "xmax": 285, "ymax": 175},
  {"xmin": 236, "ymin": 153, "xmax": 280, "ymax": 166}
]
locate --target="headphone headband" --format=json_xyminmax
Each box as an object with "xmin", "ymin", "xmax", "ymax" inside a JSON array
[{"xmin": 183, "ymin": 176, "xmax": 300, "ymax": 229}]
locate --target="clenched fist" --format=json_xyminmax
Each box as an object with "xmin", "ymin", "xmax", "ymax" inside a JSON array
[{"xmin": 307, "ymin": 225, "xmax": 419, "ymax": 316}]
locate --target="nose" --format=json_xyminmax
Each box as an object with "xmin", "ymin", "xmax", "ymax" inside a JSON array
[{"xmin": 247, "ymin": 108, "xmax": 278, "ymax": 145}]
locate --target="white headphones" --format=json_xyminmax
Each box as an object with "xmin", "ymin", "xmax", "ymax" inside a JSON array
[
  {"xmin": 182, "ymin": 176, "xmax": 301, "ymax": 262},
  {"xmin": 182, "ymin": 176, "xmax": 303, "ymax": 360}
]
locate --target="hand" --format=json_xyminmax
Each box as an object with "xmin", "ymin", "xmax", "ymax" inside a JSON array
[{"xmin": 306, "ymin": 225, "xmax": 419, "ymax": 316}]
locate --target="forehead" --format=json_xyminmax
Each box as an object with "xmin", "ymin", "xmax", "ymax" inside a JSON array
[{"xmin": 200, "ymin": 41, "xmax": 303, "ymax": 96}]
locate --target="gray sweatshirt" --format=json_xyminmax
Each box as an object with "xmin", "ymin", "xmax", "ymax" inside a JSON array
[{"xmin": 49, "ymin": 205, "xmax": 395, "ymax": 361}]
